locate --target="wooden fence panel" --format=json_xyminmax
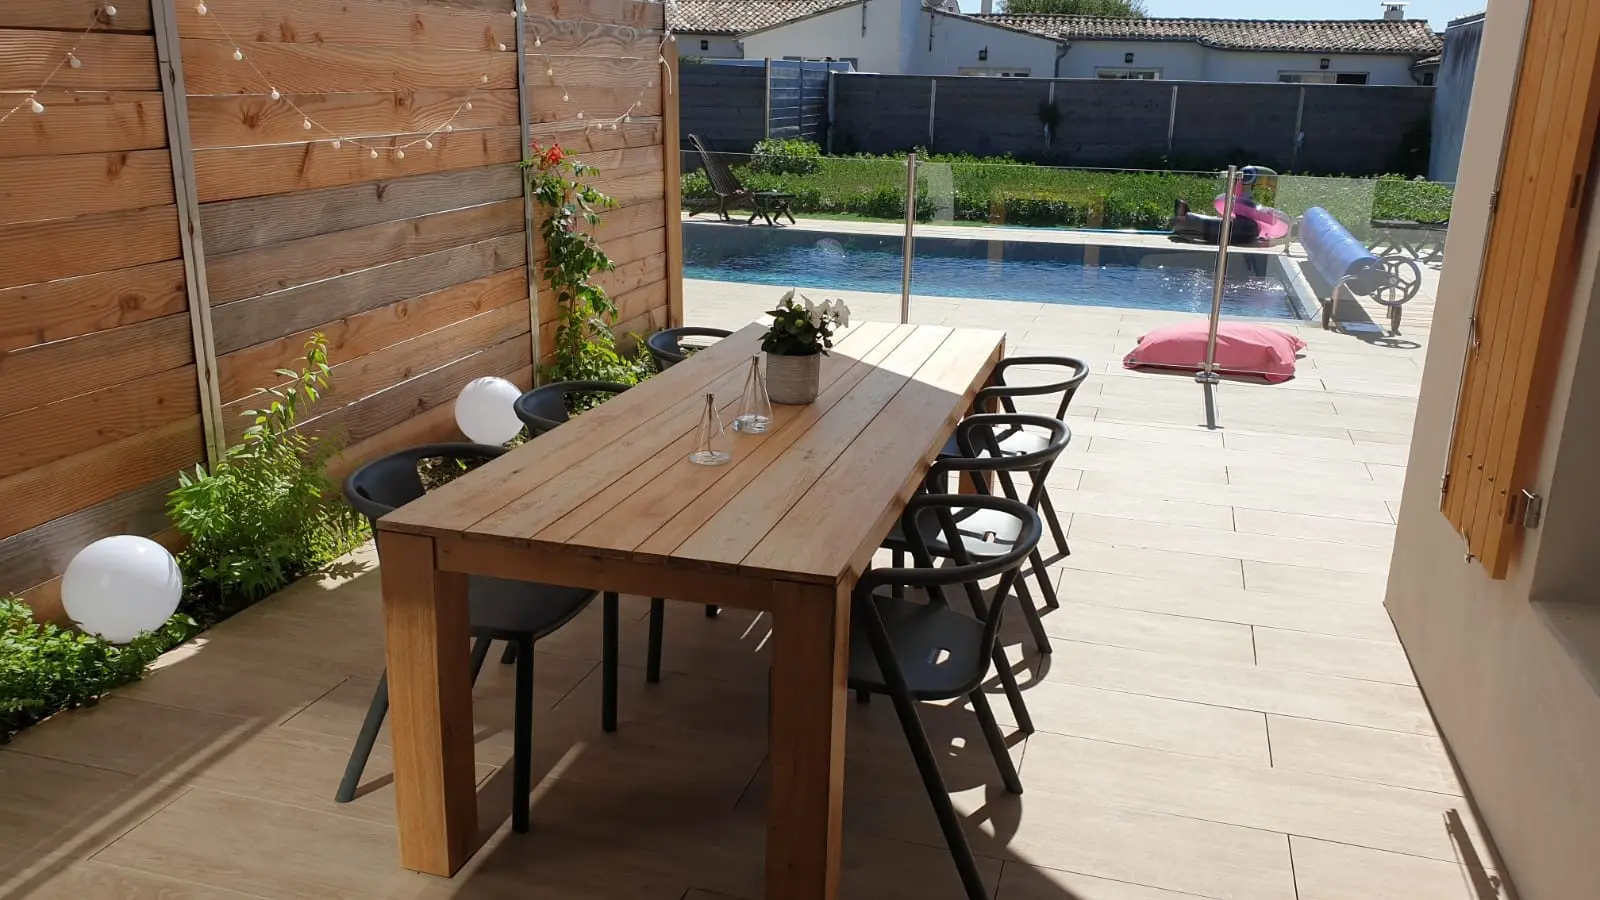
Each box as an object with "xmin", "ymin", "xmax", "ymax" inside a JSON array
[{"xmin": 0, "ymin": 1, "xmax": 201, "ymax": 617}]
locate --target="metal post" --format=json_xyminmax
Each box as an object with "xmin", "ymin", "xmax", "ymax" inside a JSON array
[
  {"xmin": 152, "ymin": 0, "xmax": 226, "ymax": 467},
  {"xmin": 764, "ymin": 58, "xmax": 773, "ymax": 138},
  {"xmin": 513, "ymin": 0, "xmax": 541, "ymax": 376},
  {"xmin": 927, "ymin": 79, "xmax": 937, "ymax": 149},
  {"xmin": 825, "ymin": 68, "xmax": 837, "ymax": 153},
  {"xmin": 1198, "ymin": 165, "xmax": 1238, "ymax": 430},
  {"xmin": 900, "ymin": 151, "xmax": 918, "ymax": 324},
  {"xmin": 1290, "ymin": 87, "xmax": 1306, "ymax": 172},
  {"xmin": 1166, "ymin": 84, "xmax": 1179, "ymax": 158}
]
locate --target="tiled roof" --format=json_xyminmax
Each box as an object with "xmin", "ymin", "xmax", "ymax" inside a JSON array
[
  {"xmin": 670, "ymin": 0, "xmax": 861, "ymax": 35},
  {"xmin": 973, "ymin": 15, "xmax": 1444, "ymax": 56}
]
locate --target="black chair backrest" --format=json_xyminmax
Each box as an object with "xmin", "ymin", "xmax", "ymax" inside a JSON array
[
  {"xmin": 859, "ymin": 493, "xmax": 1042, "ymax": 691},
  {"xmin": 927, "ymin": 413, "xmax": 1072, "ymax": 510},
  {"xmin": 343, "ymin": 443, "xmax": 507, "ymax": 529},
  {"xmin": 646, "ymin": 326, "xmax": 733, "ymax": 369},
  {"xmin": 689, "ymin": 134, "xmax": 745, "ymax": 199},
  {"xmin": 513, "ymin": 380, "xmax": 631, "ymax": 435},
  {"xmin": 978, "ymin": 356, "xmax": 1091, "ymax": 420}
]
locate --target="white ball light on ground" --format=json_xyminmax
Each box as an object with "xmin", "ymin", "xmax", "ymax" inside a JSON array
[
  {"xmin": 61, "ymin": 536, "xmax": 182, "ymax": 643},
  {"xmin": 455, "ymin": 376, "xmax": 523, "ymax": 445}
]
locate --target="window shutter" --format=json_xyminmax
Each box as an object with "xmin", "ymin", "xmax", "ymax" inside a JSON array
[{"xmin": 1442, "ymin": 0, "xmax": 1600, "ymax": 578}]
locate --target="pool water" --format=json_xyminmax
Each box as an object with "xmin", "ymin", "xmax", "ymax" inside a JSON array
[{"xmin": 682, "ymin": 225, "xmax": 1298, "ymax": 320}]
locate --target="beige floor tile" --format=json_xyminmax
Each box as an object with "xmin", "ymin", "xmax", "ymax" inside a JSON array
[
  {"xmin": 1070, "ymin": 514, "xmax": 1388, "ymax": 575},
  {"xmin": 1059, "ymin": 418, "xmax": 1227, "ymax": 449},
  {"xmin": 997, "ymin": 862, "xmax": 1230, "ymax": 900},
  {"xmin": 1232, "ymin": 508, "xmax": 1396, "ymax": 548},
  {"xmin": 1254, "ymin": 628, "xmax": 1417, "ymax": 685},
  {"xmin": 1055, "ymin": 449, "xmax": 1234, "ymax": 484},
  {"xmin": 1242, "ymin": 561, "xmax": 1390, "ymax": 603},
  {"xmin": 1268, "ymin": 716, "xmax": 1461, "ymax": 795},
  {"xmin": 1090, "ymin": 436, "xmax": 1377, "ymax": 481},
  {"xmin": 0, "ymin": 751, "xmax": 160, "ymax": 860},
  {"xmin": 1289, "ymin": 836, "xmax": 1504, "ymax": 900},
  {"xmin": 1223, "ymin": 429, "xmax": 1406, "ymax": 465},
  {"xmin": 1052, "ymin": 540, "xmax": 1244, "ymax": 588},
  {"xmin": 1367, "ymin": 462, "xmax": 1410, "ymax": 489},
  {"xmin": 1350, "ymin": 429, "xmax": 1413, "ymax": 445},
  {"xmin": 1042, "ymin": 639, "xmax": 1436, "ymax": 734},
  {"xmin": 1039, "ymin": 487, "xmax": 1236, "ymax": 529},
  {"xmin": 1077, "ymin": 471, "xmax": 1394, "ymax": 523},
  {"xmin": 1053, "ymin": 568, "xmax": 1400, "ymax": 643},
  {"xmin": 0, "ymin": 698, "xmax": 252, "ymax": 778},
  {"xmin": 1020, "ymin": 732, "xmax": 1476, "ymax": 862},
  {"xmin": 114, "ymin": 636, "xmax": 349, "ymax": 723},
  {"xmin": 4, "ymin": 861, "xmax": 268, "ymax": 899},
  {"xmin": 987, "ymin": 680, "xmax": 1270, "ymax": 766},
  {"xmin": 1027, "ymin": 601, "xmax": 1257, "ymax": 664},
  {"xmin": 1385, "ymin": 499, "xmax": 1402, "ymax": 522}
]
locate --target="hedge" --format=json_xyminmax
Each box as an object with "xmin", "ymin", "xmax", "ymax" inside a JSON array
[{"xmin": 683, "ymin": 146, "xmax": 1455, "ymax": 236}]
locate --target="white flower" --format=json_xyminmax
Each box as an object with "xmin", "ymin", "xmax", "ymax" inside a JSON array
[
  {"xmin": 831, "ymin": 300, "xmax": 851, "ymax": 328},
  {"xmin": 778, "ymin": 288, "xmax": 796, "ymax": 307}
]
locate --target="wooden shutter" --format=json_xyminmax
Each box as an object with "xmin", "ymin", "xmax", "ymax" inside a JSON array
[{"xmin": 1442, "ymin": 0, "xmax": 1600, "ymax": 578}]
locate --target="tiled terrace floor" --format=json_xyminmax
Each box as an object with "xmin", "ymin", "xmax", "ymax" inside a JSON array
[{"xmin": 0, "ymin": 268, "xmax": 1508, "ymax": 899}]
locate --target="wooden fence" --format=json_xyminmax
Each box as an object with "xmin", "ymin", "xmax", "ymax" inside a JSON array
[{"xmin": 0, "ymin": 0, "xmax": 681, "ymax": 621}]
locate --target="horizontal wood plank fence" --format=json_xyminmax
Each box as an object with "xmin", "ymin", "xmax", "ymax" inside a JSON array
[{"xmin": 0, "ymin": 0, "xmax": 681, "ymax": 621}]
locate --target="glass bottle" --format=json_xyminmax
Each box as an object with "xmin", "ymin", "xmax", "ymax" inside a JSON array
[
  {"xmin": 688, "ymin": 392, "xmax": 731, "ymax": 466},
  {"xmin": 733, "ymin": 355, "xmax": 773, "ymax": 434}
]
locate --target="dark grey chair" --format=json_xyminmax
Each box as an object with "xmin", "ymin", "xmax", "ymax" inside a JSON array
[
  {"xmin": 646, "ymin": 326, "xmax": 732, "ymax": 370},
  {"xmin": 889, "ymin": 413, "xmax": 1072, "ymax": 659},
  {"xmin": 854, "ymin": 493, "xmax": 1043, "ymax": 900},
  {"xmin": 515, "ymin": 381, "xmax": 713, "ymax": 663},
  {"xmin": 940, "ymin": 356, "xmax": 1089, "ymax": 560},
  {"xmin": 335, "ymin": 443, "xmax": 624, "ymax": 834}
]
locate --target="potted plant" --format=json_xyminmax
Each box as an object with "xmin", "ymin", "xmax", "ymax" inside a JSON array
[{"xmin": 760, "ymin": 289, "xmax": 851, "ymax": 404}]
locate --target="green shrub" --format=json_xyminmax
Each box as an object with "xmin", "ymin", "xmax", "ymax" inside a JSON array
[
  {"xmin": 750, "ymin": 137, "xmax": 823, "ymax": 176},
  {"xmin": 681, "ymin": 169, "xmax": 713, "ymax": 200},
  {"xmin": 2, "ymin": 596, "xmax": 194, "ymax": 739},
  {"xmin": 167, "ymin": 334, "xmax": 365, "ymax": 619},
  {"xmin": 1373, "ymin": 175, "xmax": 1454, "ymax": 223}
]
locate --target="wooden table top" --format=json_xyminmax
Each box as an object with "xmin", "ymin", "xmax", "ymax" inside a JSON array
[{"xmin": 381, "ymin": 321, "xmax": 1005, "ymax": 586}]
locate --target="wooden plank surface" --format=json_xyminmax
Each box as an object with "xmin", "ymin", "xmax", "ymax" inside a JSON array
[
  {"xmin": 0, "ymin": 479, "xmax": 175, "ymax": 597},
  {"xmin": 181, "ymin": 40, "xmax": 516, "ymax": 95},
  {"xmin": 0, "ymin": 0, "xmax": 154, "ymax": 33},
  {"xmin": 0, "ymin": 365, "xmax": 199, "ymax": 480},
  {"xmin": 186, "ymin": 89, "xmax": 520, "ymax": 150},
  {"xmin": 0, "ymin": 314, "xmax": 193, "ymax": 416},
  {"xmin": 0, "ymin": 205, "xmax": 180, "ymax": 289},
  {"xmin": 0, "ymin": 259, "xmax": 187, "ymax": 353},
  {"xmin": 174, "ymin": 0, "xmax": 515, "ymax": 50},
  {"xmin": 384, "ymin": 322, "xmax": 1005, "ymax": 583},
  {"xmin": 662, "ymin": 42, "xmax": 684, "ymax": 327},
  {"xmin": 0, "ymin": 31, "xmax": 160, "ymax": 91},
  {"xmin": 523, "ymin": 0, "xmax": 665, "ymax": 29},
  {"xmin": 0, "ymin": 91, "xmax": 166, "ymax": 159},
  {"xmin": 0, "ymin": 149, "xmax": 174, "ymax": 226}
]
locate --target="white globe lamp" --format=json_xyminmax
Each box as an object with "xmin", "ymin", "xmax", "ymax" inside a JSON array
[
  {"xmin": 455, "ymin": 376, "xmax": 523, "ymax": 445},
  {"xmin": 61, "ymin": 536, "xmax": 183, "ymax": 644}
]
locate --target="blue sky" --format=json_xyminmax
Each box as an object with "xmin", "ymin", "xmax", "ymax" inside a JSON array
[{"xmin": 957, "ymin": 1, "xmax": 1483, "ymax": 30}]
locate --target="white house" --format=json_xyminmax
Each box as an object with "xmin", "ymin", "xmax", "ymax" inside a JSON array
[{"xmin": 671, "ymin": 0, "xmax": 1443, "ymax": 84}]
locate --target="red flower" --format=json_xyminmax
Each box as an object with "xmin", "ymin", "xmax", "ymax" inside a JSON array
[{"xmin": 542, "ymin": 144, "xmax": 566, "ymax": 168}]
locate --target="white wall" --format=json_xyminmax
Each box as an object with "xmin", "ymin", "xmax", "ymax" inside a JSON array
[
  {"xmin": 1054, "ymin": 40, "xmax": 1421, "ymax": 85},
  {"xmin": 740, "ymin": 1, "xmax": 903, "ymax": 74},
  {"xmin": 916, "ymin": 13, "xmax": 1061, "ymax": 76},
  {"xmin": 680, "ymin": 33, "xmax": 742, "ymax": 59},
  {"xmin": 1386, "ymin": 0, "xmax": 1600, "ymax": 896}
]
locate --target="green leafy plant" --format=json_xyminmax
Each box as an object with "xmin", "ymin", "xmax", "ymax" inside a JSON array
[
  {"xmin": 751, "ymin": 137, "xmax": 823, "ymax": 176},
  {"xmin": 2, "ymin": 596, "xmax": 193, "ymax": 739},
  {"xmin": 761, "ymin": 289, "xmax": 850, "ymax": 357},
  {"xmin": 167, "ymin": 334, "xmax": 364, "ymax": 617},
  {"xmin": 522, "ymin": 142, "xmax": 651, "ymax": 386}
]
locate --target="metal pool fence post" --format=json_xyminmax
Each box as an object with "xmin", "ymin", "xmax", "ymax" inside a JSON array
[
  {"xmin": 1198, "ymin": 165, "xmax": 1238, "ymax": 430},
  {"xmin": 901, "ymin": 152, "xmax": 918, "ymax": 324}
]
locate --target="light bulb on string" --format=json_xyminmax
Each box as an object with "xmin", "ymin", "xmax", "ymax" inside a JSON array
[
  {"xmin": 331, "ymin": 139, "xmax": 342, "ymax": 149},
  {"xmin": 396, "ymin": 149, "xmax": 405, "ymax": 160},
  {"xmin": 369, "ymin": 148, "xmax": 379, "ymax": 159},
  {"xmin": 465, "ymin": 101, "xmax": 473, "ymax": 111},
  {"xmin": 498, "ymin": 43, "xmax": 506, "ymax": 52},
  {"xmin": 546, "ymin": 66, "xmax": 553, "ymax": 76},
  {"xmin": 233, "ymin": 48, "xmax": 244, "ymax": 61},
  {"xmin": 481, "ymin": 74, "xmax": 489, "ymax": 83},
  {"xmin": 302, "ymin": 117, "xmax": 312, "ymax": 130},
  {"xmin": 103, "ymin": 5, "xmax": 117, "ymax": 16},
  {"xmin": 577, "ymin": 111, "xmax": 584, "ymax": 119},
  {"xmin": 68, "ymin": 53, "xmax": 82, "ymax": 69},
  {"xmin": 30, "ymin": 99, "xmax": 45, "ymax": 114},
  {"xmin": 424, "ymin": 139, "xmax": 434, "ymax": 150},
  {"xmin": 270, "ymin": 88, "xmax": 281, "ymax": 101},
  {"xmin": 562, "ymin": 92, "xmax": 569, "ymax": 102},
  {"xmin": 196, "ymin": 1, "xmax": 207, "ymax": 13},
  {"xmin": 444, "ymin": 124, "xmax": 454, "ymax": 133}
]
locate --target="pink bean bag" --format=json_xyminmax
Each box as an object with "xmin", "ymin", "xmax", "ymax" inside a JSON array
[{"xmin": 1123, "ymin": 322, "xmax": 1306, "ymax": 383}]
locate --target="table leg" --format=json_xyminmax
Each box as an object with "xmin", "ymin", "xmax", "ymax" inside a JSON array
[
  {"xmin": 767, "ymin": 579, "xmax": 850, "ymax": 900},
  {"xmin": 379, "ymin": 530, "xmax": 477, "ymax": 876}
]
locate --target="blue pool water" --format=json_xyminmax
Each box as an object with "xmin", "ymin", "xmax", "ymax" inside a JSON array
[{"xmin": 682, "ymin": 225, "xmax": 1298, "ymax": 320}]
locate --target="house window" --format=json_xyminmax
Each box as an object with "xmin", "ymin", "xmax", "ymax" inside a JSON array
[
  {"xmin": 957, "ymin": 67, "xmax": 1030, "ymax": 77},
  {"xmin": 700, "ymin": 39, "xmax": 709, "ymax": 51},
  {"xmin": 1096, "ymin": 67, "xmax": 1160, "ymax": 80},
  {"xmin": 1279, "ymin": 71, "xmax": 1370, "ymax": 84}
]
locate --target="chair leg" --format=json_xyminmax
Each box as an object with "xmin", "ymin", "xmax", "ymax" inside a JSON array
[
  {"xmin": 989, "ymin": 648, "xmax": 1034, "ymax": 734},
  {"xmin": 470, "ymin": 635, "xmax": 494, "ymax": 684},
  {"xmin": 646, "ymin": 597, "xmax": 665, "ymax": 684},
  {"xmin": 891, "ymin": 549, "xmax": 906, "ymax": 598},
  {"xmin": 704, "ymin": 604, "xmax": 721, "ymax": 618},
  {"xmin": 1030, "ymin": 549, "xmax": 1060, "ymax": 611},
  {"xmin": 885, "ymin": 679, "xmax": 991, "ymax": 900},
  {"xmin": 1010, "ymin": 576, "xmax": 1053, "ymax": 655},
  {"xmin": 500, "ymin": 641, "xmax": 518, "ymax": 666},
  {"xmin": 1040, "ymin": 488, "xmax": 1070, "ymax": 558},
  {"xmin": 602, "ymin": 592, "xmax": 619, "ymax": 733},
  {"xmin": 512, "ymin": 637, "xmax": 534, "ymax": 834},
  {"xmin": 969, "ymin": 690, "xmax": 1023, "ymax": 795},
  {"xmin": 335, "ymin": 673, "xmax": 389, "ymax": 803}
]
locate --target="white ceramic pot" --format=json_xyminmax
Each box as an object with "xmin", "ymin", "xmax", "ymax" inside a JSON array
[{"xmin": 765, "ymin": 351, "xmax": 820, "ymax": 404}]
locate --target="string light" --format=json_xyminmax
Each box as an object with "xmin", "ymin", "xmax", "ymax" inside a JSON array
[
  {"xmin": 197, "ymin": 2, "xmax": 208, "ymax": 13},
  {"xmin": 0, "ymin": 3, "xmax": 117, "ymax": 125}
]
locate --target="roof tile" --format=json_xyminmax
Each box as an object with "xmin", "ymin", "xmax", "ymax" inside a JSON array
[
  {"xmin": 670, "ymin": 0, "xmax": 859, "ymax": 36},
  {"xmin": 972, "ymin": 14, "xmax": 1443, "ymax": 55}
]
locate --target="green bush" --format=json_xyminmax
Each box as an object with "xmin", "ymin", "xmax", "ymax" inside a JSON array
[
  {"xmin": 167, "ymin": 334, "xmax": 366, "ymax": 620},
  {"xmin": 750, "ymin": 137, "xmax": 823, "ymax": 176},
  {"xmin": 2, "ymin": 596, "xmax": 194, "ymax": 739}
]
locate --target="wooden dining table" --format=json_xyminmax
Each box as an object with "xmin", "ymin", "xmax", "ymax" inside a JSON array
[{"xmin": 377, "ymin": 320, "xmax": 1005, "ymax": 899}]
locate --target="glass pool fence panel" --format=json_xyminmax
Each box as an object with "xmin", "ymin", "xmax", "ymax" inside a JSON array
[
  {"xmin": 678, "ymin": 149, "xmax": 910, "ymax": 330},
  {"xmin": 909, "ymin": 159, "xmax": 1234, "ymax": 392}
]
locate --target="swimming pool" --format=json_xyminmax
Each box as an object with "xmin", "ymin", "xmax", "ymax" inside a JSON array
[{"xmin": 682, "ymin": 224, "xmax": 1299, "ymax": 320}]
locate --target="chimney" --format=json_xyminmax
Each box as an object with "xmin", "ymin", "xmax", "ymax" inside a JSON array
[
  {"xmin": 1382, "ymin": 2, "xmax": 1407, "ymax": 21},
  {"xmin": 981, "ymin": 0, "xmax": 993, "ymax": 13}
]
